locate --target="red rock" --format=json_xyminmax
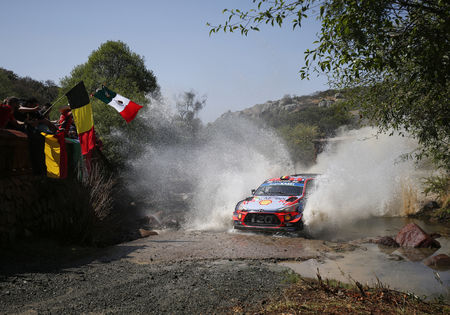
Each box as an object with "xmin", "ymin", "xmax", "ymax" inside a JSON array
[
  {"xmin": 139, "ymin": 229, "xmax": 158, "ymax": 238},
  {"xmin": 423, "ymin": 254, "xmax": 450, "ymax": 270},
  {"xmin": 395, "ymin": 223, "xmax": 440, "ymax": 248}
]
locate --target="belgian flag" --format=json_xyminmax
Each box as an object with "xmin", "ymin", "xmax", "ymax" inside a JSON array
[
  {"xmin": 42, "ymin": 132, "xmax": 67, "ymax": 179},
  {"xmin": 65, "ymin": 81, "xmax": 95, "ymax": 155}
]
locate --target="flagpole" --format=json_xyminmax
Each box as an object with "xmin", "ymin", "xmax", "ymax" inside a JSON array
[{"xmin": 43, "ymin": 94, "xmax": 67, "ymax": 115}]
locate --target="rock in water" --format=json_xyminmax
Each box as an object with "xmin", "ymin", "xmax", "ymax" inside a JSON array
[
  {"xmin": 395, "ymin": 223, "xmax": 440, "ymax": 248},
  {"xmin": 423, "ymin": 254, "xmax": 450, "ymax": 270},
  {"xmin": 375, "ymin": 236, "xmax": 399, "ymax": 247}
]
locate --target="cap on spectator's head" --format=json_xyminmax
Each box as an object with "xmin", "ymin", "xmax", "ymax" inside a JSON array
[{"xmin": 6, "ymin": 97, "xmax": 20, "ymax": 106}]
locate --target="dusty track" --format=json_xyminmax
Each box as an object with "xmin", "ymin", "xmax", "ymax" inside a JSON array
[{"xmin": 0, "ymin": 230, "xmax": 353, "ymax": 314}]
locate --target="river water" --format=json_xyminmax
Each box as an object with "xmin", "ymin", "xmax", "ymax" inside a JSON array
[{"xmin": 281, "ymin": 217, "xmax": 450, "ymax": 301}]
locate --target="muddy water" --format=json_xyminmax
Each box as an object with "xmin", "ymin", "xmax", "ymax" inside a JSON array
[
  {"xmin": 110, "ymin": 215, "xmax": 449, "ymax": 300},
  {"xmin": 307, "ymin": 217, "xmax": 450, "ymax": 242},
  {"xmin": 283, "ymin": 217, "xmax": 450, "ymax": 301}
]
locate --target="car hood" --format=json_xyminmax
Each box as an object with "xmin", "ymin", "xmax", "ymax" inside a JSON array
[{"xmin": 241, "ymin": 196, "xmax": 298, "ymax": 211}]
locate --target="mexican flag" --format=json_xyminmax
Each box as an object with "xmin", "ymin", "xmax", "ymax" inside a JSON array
[{"xmin": 93, "ymin": 86, "xmax": 143, "ymax": 123}]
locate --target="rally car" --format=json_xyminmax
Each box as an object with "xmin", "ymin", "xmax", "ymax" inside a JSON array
[{"xmin": 233, "ymin": 174, "xmax": 318, "ymax": 232}]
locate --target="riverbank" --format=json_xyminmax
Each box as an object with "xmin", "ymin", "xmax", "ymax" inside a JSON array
[{"xmin": 1, "ymin": 227, "xmax": 449, "ymax": 314}]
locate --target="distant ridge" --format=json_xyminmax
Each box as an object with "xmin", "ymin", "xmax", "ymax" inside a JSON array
[{"xmin": 220, "ymin": 89, "xmax": 346, "ymax": 120}]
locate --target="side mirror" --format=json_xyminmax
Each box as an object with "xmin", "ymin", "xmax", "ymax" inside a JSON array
[{"xmin": 251, "ymin": 189, "xmax": 256, "ymax": 195}]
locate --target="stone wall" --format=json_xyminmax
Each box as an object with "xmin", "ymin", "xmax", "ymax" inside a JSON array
[
  {"xmin": 0, "ymin": 175, "xmax": 95, "ymax": 246},
  {"xmin": 0, "ymin": 130, "xmax": 94, "ymax": 246}
]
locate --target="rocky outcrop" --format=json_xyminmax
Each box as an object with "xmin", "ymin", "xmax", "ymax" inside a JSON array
[
  {"xmin": 395, "ymin": 223, "xmax": 440, "ymax": 248},
  {"xmin": 219, "ymin": 89, "xmax": 342, "ymax": 120}
]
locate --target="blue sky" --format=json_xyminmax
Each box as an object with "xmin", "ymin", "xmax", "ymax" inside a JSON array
[{"xmin": 0, "ymin": 0, "xmax": 329, "ymax": 122}]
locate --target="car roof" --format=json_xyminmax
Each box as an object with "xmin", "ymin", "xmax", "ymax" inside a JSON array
[{"xmin": 264, "ymin": 173, "xmax": 319, "ymax": 183}]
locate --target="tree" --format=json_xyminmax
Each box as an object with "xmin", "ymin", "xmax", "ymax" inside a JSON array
[
  {"xmin": 59, "ymin": 41, "xmax": 160, "ymax": 165},
  {"xmin": 0, "ymin": 68, "xmax": 59, "ymax": 104},
  {"xmin": 209, "ymin": 0, "xmax": 450, "ymax": 169},
  {"xmin": 175, "ymin": 90, "xmax": 206, "ymax": 140}
]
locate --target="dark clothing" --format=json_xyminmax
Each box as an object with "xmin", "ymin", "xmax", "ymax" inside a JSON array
[{"xmin": 28, "ymin": 131, "xmax": 46, "ymax": 175}]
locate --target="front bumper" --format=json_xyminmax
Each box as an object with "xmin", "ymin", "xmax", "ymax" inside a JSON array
[{"xmin": 233, "ymin": 211, "xmax": 303, "ymax": 231}]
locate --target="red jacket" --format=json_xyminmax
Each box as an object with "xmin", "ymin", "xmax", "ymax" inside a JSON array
[
  {"xmin": 0, "ymin": 104, "xmax": 16, "ymax": 128},
  {"xmin": 58, "ymin": 111, "xmax": 73, "ymax": 136}
]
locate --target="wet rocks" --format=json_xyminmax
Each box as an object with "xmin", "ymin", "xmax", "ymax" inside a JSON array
[
  {"xmin": 374, "ymin": 236, "xmax": 399, "ymax": 247},
  {"xmin": 395, "ymin": 223, "xmax": 440, "ymax": 248},
  {"xmin": 423, "ymin": 254, "xmax": 450, "ymax": 270},
  {"xmin": 422, "ymin": 201, "xmax": 440, "ymax": 212},
  {"xmin": 138, "ymin": 215, "xmax": 162, "ymax": 229},
  {"xmin": 387, "ymin": 254, "xmax": 404, "ymax": 261},
  {"xmin": 139, "ymin": 229, "xmax": 158, "ymax": 238},
  {"xmin": 161, "ymin": 218, "xmax": 180, "ymax": 229}
]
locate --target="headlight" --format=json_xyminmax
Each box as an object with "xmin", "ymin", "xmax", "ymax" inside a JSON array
[
  {"xmin": 235, "ymin": 201, "xmax": 245, "ymax": 211},
  {"xmin": 278, "ymin": 204, "xmax": 298, "ymax": 212}
]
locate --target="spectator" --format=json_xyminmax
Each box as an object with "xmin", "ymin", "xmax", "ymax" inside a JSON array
[
  {"xmin": 68, "ymin": 124, "xmax": 78, "ymax": 139},
  {"xmin": 12, "ymin": 97, "xmax": 40, "ymax": 124},
  {"xmin": 40, "ymin": 103, "xmax": 52, "ymax": 120},
  {"xmin": 0, "ymin": 97, "xmax": 23, "ymax": 130},
  {"xmin": 21, "ymin": 98, "xmax": 57, "ymax": 134},
  {"xmin": 57, "ymin": 105, "xmax": 73, "ymax": 137}
]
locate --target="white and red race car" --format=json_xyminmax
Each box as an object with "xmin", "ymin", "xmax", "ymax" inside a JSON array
[{"xmin": 233, "ymin": 174, "xmax": 318, "ymax": 232}]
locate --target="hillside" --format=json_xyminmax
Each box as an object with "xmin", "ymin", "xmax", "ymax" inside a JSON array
[
  {"xmin": 216, "ymin": 89, "xmax": 359, "ymax": 166},
  {"xmin": 0, "ymin": 68, "xmax": 59, "ymax": 104},
  {"xmin": 220, "ymin": 89, "xmax": 346, "ymax": 121}
]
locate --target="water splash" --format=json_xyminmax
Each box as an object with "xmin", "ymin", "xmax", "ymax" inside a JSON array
[
  {"xmin": 303, "ymin": 127, "xmax": 424, "ymax": 231},
  {"xmin": 185, "ymin": 116, "xmax": 293, "ymax": 231},
  {"xmin": 128, "ymin": 112, "xmax": 293, "ymax": 231}
]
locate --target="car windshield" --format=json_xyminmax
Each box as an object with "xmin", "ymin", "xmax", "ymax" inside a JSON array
[{"xmin": 254, "ymin": 184, "xmax": 303, "ymax": 196}]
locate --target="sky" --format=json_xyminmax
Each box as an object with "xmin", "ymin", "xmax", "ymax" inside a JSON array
[{"xmin": 0, "ymin": 0, "xmax": 329, "ymax": 122}]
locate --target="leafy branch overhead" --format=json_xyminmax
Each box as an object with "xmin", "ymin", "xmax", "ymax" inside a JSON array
[{"xmin": 209, "ymin": 0, "xmax": 450, "ymax": 170}]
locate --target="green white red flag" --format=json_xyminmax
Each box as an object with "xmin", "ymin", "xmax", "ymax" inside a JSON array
[{"xmin": 93, "ymin": 86, "xmax": 143, "ymax": 123}]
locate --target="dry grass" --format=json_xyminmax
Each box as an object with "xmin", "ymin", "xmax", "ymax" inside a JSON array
[
  {"xmin": 232, "ymin": 270, "xmax": 450, "ymax": 315},
  {"xmin": 82, "ymin": 164, "xmax": 116, "ymax": 221}
]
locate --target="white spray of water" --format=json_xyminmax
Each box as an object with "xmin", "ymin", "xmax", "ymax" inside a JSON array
[
  {"xmin": 303, "ymin": 127, "xmax": 423, "ymax": 231},
  {"xmin": 185, "ymin": 117, "xmax": 293, "ymax": 231},
  {"xmin": 129, "ymin": 98, "xmax": 427, "ymax": 234},
  {"xmin": 128, "ymin": 111, "xmax": 293, "ymax": 231}
]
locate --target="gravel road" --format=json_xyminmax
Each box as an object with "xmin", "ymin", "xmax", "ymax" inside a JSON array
[{"xmin": 0, "ymin": 230, "xmax": 355, "ymax": 314}]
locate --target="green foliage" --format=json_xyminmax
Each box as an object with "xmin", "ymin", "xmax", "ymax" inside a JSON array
[
  {"xmin": 424, "ymin": 174, "xmax": 450, "ymax": 199},
  {"xmin": 268, "ymin": 102, "xmax": 352, "ymax": 136},
  {"xmin": 278, "ymin": 123, "xmax": 319, "ymax": 166},
  {"xmin": 282, "ymin": 270, "xmax": 301, "ymax": 284},
  {"xmin": 59, "ymin": 41, "xmax": 160, "ymax": 166},
  {"xmin": 423, "ymin": 174, "xmax": 450, "ymax": 221},
  {"xmin": 210, "ymin": 0, "xmax": 450, "ymax": 170},
  {"xmin": 0, "ymin": 68, "xmax": 59, "ymax": 104}
]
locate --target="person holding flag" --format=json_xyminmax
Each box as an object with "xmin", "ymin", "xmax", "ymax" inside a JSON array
[{"xmin": 65, "ymin": 81, "xmax": 95, "ymax": 156}]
